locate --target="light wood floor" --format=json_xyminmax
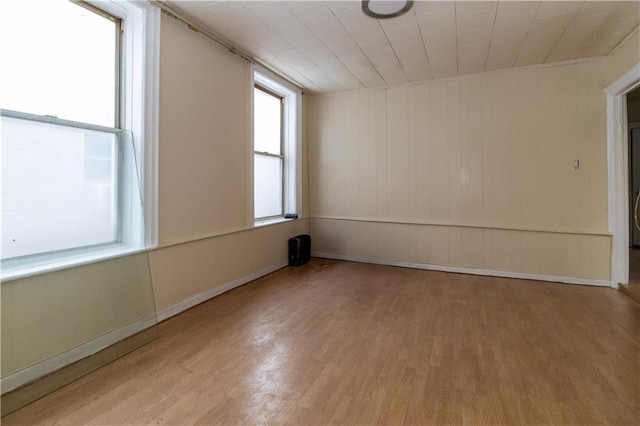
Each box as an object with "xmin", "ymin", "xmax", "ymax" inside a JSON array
[{"xmin": 4, "ymin": 259, "xmax": 640, "ymax": 425}]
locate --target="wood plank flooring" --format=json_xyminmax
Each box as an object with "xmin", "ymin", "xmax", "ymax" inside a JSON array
[{"xmin": 4, "ymin": 259, "xmax": 640, "ymax": 425}]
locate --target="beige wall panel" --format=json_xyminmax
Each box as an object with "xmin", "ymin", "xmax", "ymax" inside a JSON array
[
  {"xmin": 537, "ymin": 233, "xmax": 566, "ymax": 277},
  {"xmin": 428, "ymin": 226, "xmax": 450, "ymax": 266},
  {"xmin": 482, "ymin": 74, "xmax": 510, "ymax": 227},
  {"xmin": 149, "ymin": 220, "xmax": 308, "ymax": 310},
  {"xmin": 388, "ymin": 86, "xmax": 412, "ymax": 221},
  {"xmin": 447, "ymin": 81, "xmax": 462, "ymax": 225},
  {"xmin": 329, "ymin": 94, "xmax": 343, "ymax": 218},
  {"xmin": 560, "ymin": 233, "xmax": 582, "ymax": 278},
  {"xmin": 536, "ymin": 67, "xmax": 564, "ymax": 229},
  {"xmin": 375, "ymin": 91, "xmax": 390, "ymax": 219},
  {"xmin": 517, "ymin": 69, "xmax": 540, "ymax": 228},
  {"xmin": 577, "ymin": 61, "xmax": 608, "ymax": 231},
  {"xmin": 508, "ymin": 229, "xmax": 525, "ymax": 274},
  {"xmin": 605, "ymin": 27, "xmax": 640, "ymax": 86},
  {"xmin": 558, "ymin": 65, "xmax": 580, "ymax": 231},
  {"xmin": 428, "ymin": 82, "xmax": 450, "ymax": 223},
  {"xmin": 464, "ymin": 78, "xmax": 486, "ymax": 226},
  {"xmin": 415, "ymin": 84, "xmax": 430, "ymax": 222},
  {"xmin": 354, "ymin": 92, "xmax": 368, "ymax": 218},
  {"xmin": 486, "ymin": 229, "xmax": 514, "ymax": 273},
  {"xmin": 577, "ymin": 234, "xmax": 611, "ymax": 281},
  {"xmin": 2, "ymin": 254, "xmax": 154, "ymax": 376},
  {"xmin": 447, "ymin": 227, "xmax": 462, "ymax": 266},
  {"xmin": 159, "ymin": 15, "xmax": 250, "ymax": 244},
  {"xmin": 307, "ymin": 96, "xmax": 320, "ymax": 216},
  {"xmin": 343, "ymin": 92, "xmax": 360, "ymax": 218},
  {"xmin": 345, "ymin": 219, "xmax": 363, "ymax": 258},
  {"xmin": 311, "ymin": 219, "xmax": 610, "ymax": 281},
  {"xmin": 413, "ymin": 225, "xmax": 431, "ymax": 265},
  {"xmin": 392, "ymin": 224, "xmax": 412, "ymax": 261},
  {"xmin": 461, "ymin": 227, "xmax": 485, "ymax": 269},
  {"xmin": 519, "ymin": 232, "xmax": 540, "ymax": 275},
  {"xmin": 309, "ymin": 218, "xmax": 331, "ymax": 253},
  {"xmin": 309, "ymin": 60, "xmax": 611, "ymax": 280}
]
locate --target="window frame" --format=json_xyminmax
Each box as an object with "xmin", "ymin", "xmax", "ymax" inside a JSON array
[
  {"xmin": 252, "ymin": 67, "xmax": 301, "ymax": 226},
  {"xmin": 0, "ymin": 0, "xmax": 160, "ymax": 281},
  {"xmin": 253, "ymin": 84, "xmax": 285, "ymax": 221}
]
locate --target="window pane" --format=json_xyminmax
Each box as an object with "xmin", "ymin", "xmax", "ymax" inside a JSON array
[
  {"xmin": 0, "ymin": 0, "xmax": 116, "ymax": 127},
  {"xmin": 1, "ymin": 117, "xmax": 117, "ymax": 259},
  {"xmin": 254, "ymin": 88, "xmax": 281, "ymax": 154},
  {"xmin": 254, "ymin": 154, "xmax": 282, "ymax": 218}
]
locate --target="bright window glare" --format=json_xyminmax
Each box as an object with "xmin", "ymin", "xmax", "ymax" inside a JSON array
[
  {"xmin": 254, "ymin": 154, "xmax": 283, "ymax": 218},
  {"xmin": 254, "ymin": 88, "xmax": 281, "ymax": 154},
  {"xmin": 254, "ymin": 86, "xmax": 283, "ymax": 218},
  {"xmin": 1, "ymin": 117, "xmax": 117, "ymax": 259},
  {"xmin": 0, "ymin": 0, "xmax": 116, "ymax": 127}
]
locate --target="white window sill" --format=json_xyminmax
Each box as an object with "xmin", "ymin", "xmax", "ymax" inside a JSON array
[
  {"xmin": 0, "ymin": 244, "xmax": 150, "ymax": 283},
  {"xmin": 254, "ymin": 216, "xmax": 296, "ymax": 228}
]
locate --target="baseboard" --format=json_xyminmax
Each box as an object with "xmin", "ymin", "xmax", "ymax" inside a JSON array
[
  {"xmin": 1, "ymin": 314, "xmax": 157, "ymax": 394},
  {"xmin": 313, "ymin": 252, "xmax": 614, "ymax": 288},
  {"xmin": 156, "ymin": 261, "xmax": 288, "ymax": 323}
]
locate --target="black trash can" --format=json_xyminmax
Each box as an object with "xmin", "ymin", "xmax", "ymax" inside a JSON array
[{"xmin": 288, "ymin": 234, "xmax": 311, "ymax": 266}]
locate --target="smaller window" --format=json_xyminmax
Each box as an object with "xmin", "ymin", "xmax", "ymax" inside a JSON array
[
  {"xmin": 253, "ymin": 69, "xmax": 300, "ymax": 224},
  {"xmin": 254, "ymin": 87, "xmax": 284, "ymax": 219}
]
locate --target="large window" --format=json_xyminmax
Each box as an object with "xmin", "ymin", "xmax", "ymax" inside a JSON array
[
  {"xmin": 0, "ymin": 0, "xmax": 159, "ymax": 278},
  {"xmin": 253, "ymin": 70, "xmax": 300, "ymax": 223}
]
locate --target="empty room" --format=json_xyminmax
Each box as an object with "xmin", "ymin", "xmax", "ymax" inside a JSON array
[{"xmin": 1, "ymin": 0, "xmax": 639, "ymax": 424}]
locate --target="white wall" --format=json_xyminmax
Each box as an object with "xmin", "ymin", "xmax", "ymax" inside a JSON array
[{"xmin": 308, "ymin": 59, "xmax": 612, "ymax": 283}]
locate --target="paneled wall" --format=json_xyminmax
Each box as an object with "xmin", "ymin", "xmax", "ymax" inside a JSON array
[
  {"xmin": 157, "ymin": 14, "xmax": 251, "ymax": 244},
  {"xmin": 150, "ymin": 14, "xmax": 309, "ymax": 314},
  {"xmin": 309, "ymin": 59, "xmax": 611, "ymax": 283}
]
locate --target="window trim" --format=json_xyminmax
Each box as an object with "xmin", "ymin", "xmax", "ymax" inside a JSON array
[
  {"xmin": 0, "ymin": 109, "xmax": 120, "ymax": 135},
  {"xmin": 254, "ymin": 84, "xmax": 285, "ymax": 220},
  {"xmin": 252, "ymin": 67, "xmax": 301, "ymax": 225},
  {"xmin": 0, "ymin": 0, "xmax": 160, "ymax": 282}
]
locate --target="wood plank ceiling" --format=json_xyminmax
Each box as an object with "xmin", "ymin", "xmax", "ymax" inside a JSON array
[{"xmin": 165, "ymin": 1, "xmax": 640, "ymax": 93}]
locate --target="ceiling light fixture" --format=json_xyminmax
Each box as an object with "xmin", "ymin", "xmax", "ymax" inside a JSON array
[{"xmin": 362, "ymin": 0, "xmax": 413, "ymax": 19}]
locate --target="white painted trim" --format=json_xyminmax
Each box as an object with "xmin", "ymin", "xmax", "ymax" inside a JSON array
[
  {"xmin": 1, "ymin": 315, "xmax": 157, "ymax": 393},
  {"xmin": 1, "ymin": 246, "xmax": 148, "ymax": 283},
  {"xmin": 253, "ymin": 67, "xmax": 302, "ymax": 220},
  {"xmin": 156, "ymin": 261, "xmax": 288, "ymax": 322},
  {"xmin": 313, "ymin": 252, "xmax": 614, "ymax": 288},
  {"xmin": 606, "ymin": 63, "xmax": 640, "ymax": 286},
  {"xmin": 155, "ymin": 217, "xmax": 305, "ymax": 250},
  {"xmin": 142, "ymin": 3, "xmax": 161, "ymax": 249}
]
